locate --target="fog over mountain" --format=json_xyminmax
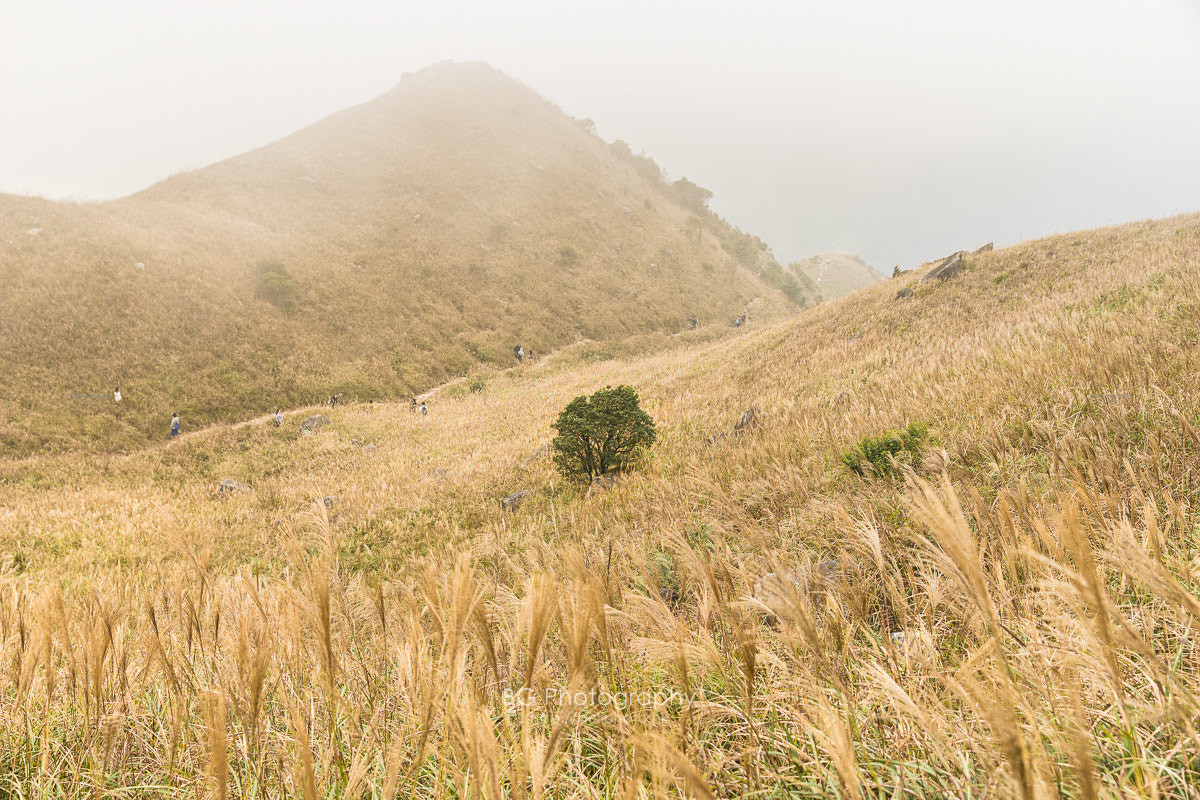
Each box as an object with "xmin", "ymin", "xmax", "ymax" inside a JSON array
[{"xmin": 2, "ymin": 0, "xmax": 1198, "ymax": 269}]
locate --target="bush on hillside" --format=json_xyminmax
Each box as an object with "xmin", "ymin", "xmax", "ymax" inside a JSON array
[
  {"xmin": 551, "ymin": 385, "xmax": 656, "ymax": 484},
  {"xmin": 254, "ymin": 259, "xmax": 299, "ymax": 312},
  {"xmin": 759, "ymin": 261, "xmax": 811, "ymax": 306},
  {"xmin": 558, "ymin": 245, "xmax": 580, "ymax": 268},
  {"xmin": 609, "ymin": 140, "xmax": 663, "ymax": 184},
  {"xmin": 842, "ymin": 422, "xmax": 930, "ymax": 477},
  {"xmin": 667, "ymin": 178, "xmax": 713, "ymax": 215}
]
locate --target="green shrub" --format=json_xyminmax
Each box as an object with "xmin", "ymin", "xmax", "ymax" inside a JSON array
[
  {"xmin": 842, "ymin": 422, "xmax": 930, "ymax": 477},
  {"xmin": 558, "ymin": 245, "xmax": 580, "ymax": 268},
  {"xmin": 551, "ymin": 385, "xmax": 657, "ymax": 484},
  {"xmin": 254, "ymin": 259, "xmax": 298, "ymax": 312},
  {"xmin": 666, "ymin": 178, "xmax": 713, "ymax": 214}
]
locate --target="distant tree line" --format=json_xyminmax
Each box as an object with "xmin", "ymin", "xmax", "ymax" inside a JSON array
[{"xmin": 608, "ymin": 141, "xmax": 713, "ymax": 215}]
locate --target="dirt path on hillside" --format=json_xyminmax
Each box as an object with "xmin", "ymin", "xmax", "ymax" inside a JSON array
[{"xmin": 178, "ymin": 315, "xmax": 751, "ymax": 439}]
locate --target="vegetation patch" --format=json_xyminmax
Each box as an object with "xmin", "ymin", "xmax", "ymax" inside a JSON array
[
  {"xmin": 842, "ymin": 421, "xmax": 931, "ymax": 476},
  {"xmin": 551, "ymin": 385, "xmax": 657, "ymax": 483},
  {"xmin": 253, "ymin": 258, "xmax": 299, "ymax": 312}
]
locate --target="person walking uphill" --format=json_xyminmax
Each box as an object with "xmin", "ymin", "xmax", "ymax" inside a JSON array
[
  {"xmin": 170, "ymin": 413, "xmax": 180, "ymax": 438},
  {"xmin": 114, "ymin": 387, "xmax": 122, "ymax": 403}
]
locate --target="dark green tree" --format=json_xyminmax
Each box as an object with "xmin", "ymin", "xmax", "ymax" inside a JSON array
[{"xmin": 551, "ymin": 385, "xmax": 657, "ymax": 483}]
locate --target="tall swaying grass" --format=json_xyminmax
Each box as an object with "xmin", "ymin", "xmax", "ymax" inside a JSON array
[{"xmin": 1, "ymin": 212, "xmax": 1200, "ymax": 797}]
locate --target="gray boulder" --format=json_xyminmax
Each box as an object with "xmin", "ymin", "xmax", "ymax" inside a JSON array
[
  {"xmin": 895, "ymin": 287, "xmax": 913, "ymax": 300},
  {"xmin": 588, "ymin": 473, "xmax": 622, "ymax": 495},
  {"xmin": 919, "ymin": 251, "xmax": 968, "ymax": 284},
  {"xmin": 502, "ymin": 490, "xmax": 530, "ymax": 511},
  {"xmin": 752, "ymin": 560, "xmax": 842, "ymax": 617},
  {"xmin": 519, "ymin": 446, "xmax": 549, "ymax": 470},
  {"xmin": 362, "ymin": 444, "xmax": 377, "ymax": 454},
  {"xmin": 423, "ymin": 468, "xmax": 447, "ymax": 480},
  {"xmin": 734, "ymin": 407, "xmax": 764, "ymax": 435},
  {"xmin": 218, "ymin": 478, "xmax": 253, "ymax": 495},
  {"xmin": 300, "ymin": 414, "xmax": 331, "ymax": 432}
]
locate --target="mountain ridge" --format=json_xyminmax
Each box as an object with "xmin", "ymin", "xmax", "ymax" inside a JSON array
[{"xmin": 0, "ymin": 61, "xmax": 806, "ymax": 455}]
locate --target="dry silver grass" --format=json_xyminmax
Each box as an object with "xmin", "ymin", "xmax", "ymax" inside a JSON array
[{"xmin": 1, "ymin": 214, "xmax": 1199, "ymax": 796}]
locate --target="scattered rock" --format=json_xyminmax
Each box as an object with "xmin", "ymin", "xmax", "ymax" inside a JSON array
[
  {"xmin": 833, "ymin": 390, "xmax": 851, "ymax": 408},
  {"xmin": 705, "ymin": 432, "xmax": 730, "ymax": 446},
  {"xmin": 919, "ymin": 251, "xmax": 968, "ymax": 284},
  {"xmin": 502, "ymin": 490, "xmax": 530, "ymax": 511},
  {"xmin": 300, "ymin": 414, "xmax": 331, "ymax": 433},
  {"xmin": 734, "ymin": 408, "xmax": 764, "ymax": 435},
  {"xmin": 362, "ymin": 444, "xmax": 377, "ymax": 454},
  {"xmin": 972, "ymin": 242, "xmax": 994, "ymax": 254},
  {"xmin": 218, "ymin": 478, "xmax": 253, "ymax": 495},
  {"xmin": 322, "ymin": 496, "xmax": 338, "ymax": 509},
  {"xmin": 752, "ymin": 560, "xmax": 842, "ymax": 618},
  {"xmin": 423, "ymin": 468, "xmax": 447, "ymax": 480},
  {"xmin": 519, "ymin": 446, "xmax": 549, "ymax": 470},
  {"xmin": 895, "ymin": 287, "xmax": 913, "ymax": 300},
  {"xmin": 588, "ymin": 473, "xmax": 622, "ymax": 495}
]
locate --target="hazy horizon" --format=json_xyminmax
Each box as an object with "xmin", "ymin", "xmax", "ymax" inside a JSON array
[{"xmin": 3, "ymin": 0, "xmax": 1198, "ymax": 269}]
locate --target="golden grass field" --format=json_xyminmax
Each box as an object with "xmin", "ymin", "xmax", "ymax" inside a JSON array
[{"xmin": 1, "ymin": 211, "xmax": 1200, "ymax": 797}]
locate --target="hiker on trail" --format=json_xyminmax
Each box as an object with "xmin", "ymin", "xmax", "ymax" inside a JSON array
[
  {"xmin": 411, "ymin": 398, "xmax": 418, "ymax": 413},
  {"xmin": 689, "ymin": 316, "xmax": 698, "ymax": 330},
  {"xmin": 275, "ymin": 409, "xmax": 282, "ymax": 427},
  {"xmin": 329, "ymin": 394, "xmax": 340, "ymax": 409},
  {"xmin": 734, "ymin": 315, "xmax": 742, "ymax": 328},
  {"xmin": 170, "ymin": 413, "xmax": 180, "ymax": 438},
  {"xmin": 420, "ymin": 402, "xmax": 428, "ymax": 416},
  {"xmin": 114, "ymin": 387, "xmax": 122, "ymax": 403},
  {"xmin": 514, "ymin": 345, "xmax": 524, "ymax": 364},
  {"xmin": 369, "ymin": 399, "xmax": 374, "ymax": 413}
]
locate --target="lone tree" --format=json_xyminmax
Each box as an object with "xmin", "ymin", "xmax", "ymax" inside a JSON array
[{"xmin": 551, "ymin": 385, "xmax": 657, "ymax": 483}]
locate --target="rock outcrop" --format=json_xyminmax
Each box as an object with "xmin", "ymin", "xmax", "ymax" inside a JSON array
[
  {"xmin": 734, "ymin": 407, "xmax": 764, "ymax": 435},
  {"xmin": 218, "ymin": 478, "xmax": 253, "ymax": 495},
  {"xmin": 502, "ymin": 490, "xmax": 530, "ymax": 511},
  {"xmin": 752, "ymin": 560, "xmax": 842, "ymax": 618},
  {"xmin": 300, "ymin": 414, "xmax": 331, "ymax": 433},
  {"xmin": 919, "ymin": 251, "xmax": 968, "ymax": 284}
]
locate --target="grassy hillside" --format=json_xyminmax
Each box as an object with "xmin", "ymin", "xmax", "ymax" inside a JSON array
[
  {"xmin": 1, "ymin": 212, "xmax": 1199, "ymax": 796},
  {"xmin": 0, "ymin": 62, "xmax": 802, "ymax": 456},
  {"xmin": 790, "ymin": 250, "xmax": 886, "ymax": 300}
]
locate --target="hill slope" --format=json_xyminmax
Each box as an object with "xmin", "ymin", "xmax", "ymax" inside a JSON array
[
  {"xmin": 789, "ymin": 250, "xmax": 886, "ymax": 299},
  {"xmin": 1, "ymin": 212, "xmax": 1199, "ymax": 796},
  {"xmin": 0, "ymin": 61, "xmax": 801, "ymax": 455}
]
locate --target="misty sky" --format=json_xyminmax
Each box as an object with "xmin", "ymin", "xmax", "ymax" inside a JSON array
[{"xmin": 2, "ymin": 0, "xmax": 1199, "ymax": 270}]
